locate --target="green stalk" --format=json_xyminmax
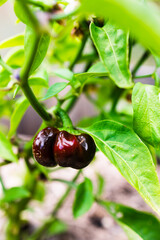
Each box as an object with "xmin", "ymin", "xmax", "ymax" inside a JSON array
[
  {"xmin": 69, "ymin": 34, "xmax": 88, "ymax": 71},
  {"xmin": 50, "ymin": 6, "xmax": 80, "ymax": 21},
  {"xmin": 57, "ymin": 35, "xmax": 90, "ymax": 115},
  {"xmin": 111, "ymin": 87, "xmax": 123, "ymax": 113},
  {"xmin": 29, "ymin": 170, "xmax": 81, "ymax": 240},
  {"xmin": 5, "ymin": 156, "xmax": 38, "ymax": 240},
  {"xmin": 0, "ymin": 56, "xmax": 13, "ymax": 74},
  {"xmin": 0, "ymin": 175, "xmax": 6, "ymax": 192},
  {"xmin": 132, "ymin": 50, "xmax": 150, "ymax": 77},
  {"xmin": 21, "ymin": 82, "xmax": 51, "ymax": 121},
  {"xmin": 54, "ymin": 107, "xmax": 73, "ymax": 128},
  {"xmin": 84, "ymin": 60, "xmax": 93, "ymax": 72},
  {"xmin": 16, "ymin": 0, "xmax": 39, "ymax": 31},
  {"xmin": 110, "ymin": 50, "xmax": 150, "ymax": 112},
  {"xmin": 19, "ymin": 3, "xmax": 52, "ymax": 122},
  {"xmin": 128, "ymin": 37, "xmax": 135, "ymax": 63},
  {"xmin": 154, "ymin": 72, "xmax": 160, "ymax": 88},
  {"xmin": 134, "ymin": 74, "xmax": 152, "ymax": 79},
  {"xmin": 26, "ymin": 0, "xmax": 52, "ymax": 10},
  {"xmin": 20, "ymin": 34, "xmax": 40, "ymax": 84},
  {"xmin": 62, "ymin": 53, "xmax": 93, "ymax": 114},
  {"xmin": 49, "ymin": 178, "xmax": 77, "ymax": 188},
  {"xmin": 52, "ymin": 170, "xmax": 81, "ymax": 216},
  {"xmin": 63, "ymin": 96, "xmax": 78, "ymax": 113},
  {"xmin": 0, "ymin": 161, "xmax": 11, "ymax": 167}
]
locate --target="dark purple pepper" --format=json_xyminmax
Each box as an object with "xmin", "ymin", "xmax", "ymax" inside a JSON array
[
  {"xmin": 53, "ymin": 131, "xmax": 96, "ymax": 169},
  {"xmin": 32, "ymin": 127, "xmax": 59, "ymax": 167}
]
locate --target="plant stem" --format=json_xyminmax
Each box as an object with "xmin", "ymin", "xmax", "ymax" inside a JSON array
[
  {"xmin": 18, "ymin": 2, "xmax": 51, "ymax": 122},
  {"xmin": 0, "ymin": 175, "xmax": 6, "ymax": 192},
  {"xmin": 78, "ymin": 53, "xmax": 98, "ymax": 63},
  {"xmin": 62, "ymin": 96, "xmax": 78, "ymax": 113},
  {"xmin": 49, "ymin": 178, "xmax": 77, "ymax": 188},
  {"xmin": 60, "ymin": 57, "xmax": 93, "ymax": 113},
  {"xmin": 0, "ymin": 56, "xmax": 13, "ymax": 74},
  {"xmin": 54, "ymin": 107, "xmax": 73, "ymax": 128},
  {"xmin": 29, "ymin": 220, "xmax": 52, "ymax": 240},
  {"xmin": 21, "ymin": 82, "xmax": 51, "ymax": 121},
  {"xmin": 134, "ymin": 74, "xmax": 152, "ymax": 79},
  {"xmin": 111, "ymin": 87, "xmax": 123, "ymax": 112},
  {"xmin": 16, "ymin": 0, "xmax": 39, "ymax": 31},
  {"xmin": 50, "ymin": 6, "xmax": 80, "ymax": 21},
  {"xmin": 128, "ymin": 37, "xmax": 132, "ymax": 63},
  {"xmin": 84, "ymin": 60, "xmax": 92, "ymax": 72},
  {"xmin": 60, "ymin": 34, "xmax": 89, "ymax": 113},
  {"xmin": 20, "ymin": 34, "xmax": 40, "ymax": 84},
  {"xmin": 153, "ymin": 72, "xmax": 160, "ymax": 87},
  {"xmin": 85, "ymin": 92, "xmax": 104, "ymax": 114},
  {"xmin": 26, "ymin": 0, "xmax": 52, "ymax": 10},
  {"xmin": 128, "ymin": 37, "xmax": 135, "ymax": 63},
  {"xmin": 52, "ymin": 170, "xmax": 81, "ymax": 216},
  {"xmin": 105, "ymin": 49, "xmax": 150, "ymax": 114},
  {"xmin": 132, "ymin": 50, "xmax": 150, "ymax": 77},
  {"xmin": 69, "ymin": 34, "xmax": 88, "ymax": 71},
  {"xmin": 0, "ymin": 160, "xmax": 11, "ymax": 167},
  {"xmin": 29, "ymin": 171, "xmax": 81, "ymax": 240}
]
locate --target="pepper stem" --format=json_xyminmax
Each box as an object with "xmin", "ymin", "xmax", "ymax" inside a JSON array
[{"xmin": 54, "ymin": 107, "xmax": 73, "ymax": 129}]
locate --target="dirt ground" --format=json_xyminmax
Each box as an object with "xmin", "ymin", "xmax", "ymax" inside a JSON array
[{"xmin": 1, "ymin": 151, "xmax": 159, "ymax": 240}]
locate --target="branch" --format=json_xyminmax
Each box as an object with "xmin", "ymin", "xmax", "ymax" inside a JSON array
[{"xmin": 18, "ymin": 2, "xmax": 52, "ymax": 122}]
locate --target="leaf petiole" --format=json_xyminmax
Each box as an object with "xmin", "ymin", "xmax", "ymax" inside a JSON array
[{"xmin": 0, "ymin": 56, "xmax": 13, "ymax": 74}]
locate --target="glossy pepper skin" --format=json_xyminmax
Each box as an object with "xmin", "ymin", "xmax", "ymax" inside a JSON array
[
  {"xmin": 53, "ymin": 131, "xmax": 96, "ymax": 169},
  {"xmin": 32, "ymin": 127, "xmax": 59, "ymax": 167}
]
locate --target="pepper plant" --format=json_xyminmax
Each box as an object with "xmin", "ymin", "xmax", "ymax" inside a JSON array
[{"xmin": 1, "ymin": 0, "xmax": 160, "ymax": 239}]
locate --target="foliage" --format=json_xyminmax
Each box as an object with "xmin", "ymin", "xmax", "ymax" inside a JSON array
[{"xmin": 0, "ymin": 0, "xmax": 160, "ymax": 239}]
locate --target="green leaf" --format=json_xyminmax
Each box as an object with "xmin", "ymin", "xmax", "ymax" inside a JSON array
[
  {"xmin": 90, "ymin": 22, "xmax": 133, "ymax": 88},
  {"xmin": 29, "ymin": 218, "xmax": 67, "ymax": 240},
  {"xmin": 29, "ymin": 78, "xmax": 48, "ymax": 88},
  {"xmin": 0, "ymin": 131, "xmax": 17, "ymax": 162},
  {"xmin": 0, "ymin": 70, "xmax": 11, "ymax": 87},
  {"xmin": 0, "ymin": 0, "xmax": 7, "ymax": 6},
  {"xmin": 53, "ymin": 68, "xmax": 81, "ymax": 90},
  {"xmin": 5, "ymin": 48, "xmax": 24, "ymax": 68},
  {"xmin": 74, "ymin": 62, "xmax": 109, "ymax": 89},
  {"xmin": 24, "ymin": 26, "xmax": 50, "ymax": 75},
  {"xmin": 73, "ymin": 177, "xmax": 94, "ymax": 218},
  {"xmin": 75, "ymin": 67, "xmax": 108, "ymax": 85},
  {"xmin": 147, "ymin": 144, "xmax": 157, "ymax": 166},
  {"xmin": 52, "ymin": 179, "xmax": 77, "ymax": 189},
  {"xmin": 54, "ymin": 68, "xmax": 74, "ymax": 81},
  {"xmin": 33, "ymin": 181, "xmax": 45, "ymax": 202},
  {"xmin": 24, "ymin": 0, "xmax": 54, "ymax": 10},
  {"xmin": 132, "ymin": 82, "xmax": 160, "ymax": 148},
  {"xmin": 14, "ymin": 0, "xmax": 34, "ymax": 26},
  {"xmin": 13, "ymin": 86, "xmax": 20, "ymax": 99},
  {"xmin": 153, "ymin": 55, "xmax": 160, "ymax": 68},
  {"xmin": 47, "ymin": 219, "xmax": 67, "ymax": 236},
  {"xmin": 88, "ymin": 62, "xmax": 108, "ymax": 74},
  {"xmin": 0, "ymin": 34, "xmax": 24, "ymax": 49},
  {"xmin": 96, "ymin": 173, "xmax": 105, "ymax": 197},
  {"xmin": 81, "ymin": 120, "xmax": 160, "ymax": 215},
  {"xmin": 42, "ymin": 82, "xmax": 68, "ymax": 100},
  {"xmin": 29, "ymin": 68, "xmax": 49, "ymax": 88},
  {"xmin": 82, "ymin": 0, "xmax": 160, "ymax": 55},
  {"xmin": 8, "ymin": 98, "xmax": 30, "ymax": 138},
  {"xmin": 51, "ymin": 22, "xmax": 81, "ymax": 64},
  {"xmin": 99, "ymin": 200, "xmax": 160, "ymax": 240},
  {"xmin": 1, "ymin": 187, "xmax": 30, "ymax": 202},
  {"xmin": 107, "ymin": 111, "xmax": 133, "ymax": 128}
]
